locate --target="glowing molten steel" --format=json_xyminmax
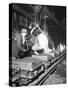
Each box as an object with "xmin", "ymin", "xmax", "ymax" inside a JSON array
[
  {"xmin": 37, "ymin": 33, "xmax": 50, "ymax": 53},
  {"xmin": 31, "ymin": 24, "xmax": 54, "ymax": 54},
  {"xmin": 59, "ymin": 43, "xmax": 65, "ymax": 52},
  {"xmin": 32, "ymin": 32, "xmax": 52, "ymax": 54}
]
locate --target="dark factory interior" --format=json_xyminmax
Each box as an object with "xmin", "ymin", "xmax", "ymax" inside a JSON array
[{"xmin": 9, "ymin": 3, "xmax": 66, "ymax": 86}]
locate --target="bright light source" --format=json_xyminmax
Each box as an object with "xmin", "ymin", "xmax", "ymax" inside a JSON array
[
  {"xmin": 59, "ymin": 43, "xmax": 64, "ymax": 52},
  {"xmin": 32, "ymin": 32, "xmax": 53, "ymax": 54},
  {"xmin": 38, "ymin": 33, "xmax": 49, "ymax": 53}
]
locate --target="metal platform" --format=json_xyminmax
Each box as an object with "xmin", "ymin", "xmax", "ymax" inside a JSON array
[{"xmin": 10, "ymin": 50, "xmax": 66, "ymax": 86}]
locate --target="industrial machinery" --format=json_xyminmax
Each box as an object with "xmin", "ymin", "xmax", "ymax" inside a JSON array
[
  {"xmin": 10, "ymin": 23, "xmax": 66, "ymax": 86},
  {"xmin": 10, "ymin": 53, "xmax": 52, "ymax": 84},
  {"xmin": 9, "ymin": 48, "xmax": 66, "ymax": 86}
]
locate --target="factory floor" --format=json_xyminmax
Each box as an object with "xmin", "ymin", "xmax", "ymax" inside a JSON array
[{"xmin": 43, "ymin": 58, "xmax": 66, "ymax": 85}]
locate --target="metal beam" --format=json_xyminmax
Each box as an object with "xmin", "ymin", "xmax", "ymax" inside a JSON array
[{"xmin": 12, "ymin": 4, "xmax": 33, "ymax": 21}]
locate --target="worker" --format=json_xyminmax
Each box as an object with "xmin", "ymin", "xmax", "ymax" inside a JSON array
[
  {"xmin": 15, "ymin": 28, "xmax": 35, "ymax": 59},
  {"xmin": 14, "ymin": 28, "xmax": 28, "ymax": 58}
]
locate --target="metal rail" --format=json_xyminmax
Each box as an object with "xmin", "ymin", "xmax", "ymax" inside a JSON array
[{"xmin": 28, "ymin": 51, "xmax": 66, "ymax": 86}]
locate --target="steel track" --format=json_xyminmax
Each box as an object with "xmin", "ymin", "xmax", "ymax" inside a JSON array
[{"xmin": 28, "ymin": 51, "xmax": 66, "ymax": 86}]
